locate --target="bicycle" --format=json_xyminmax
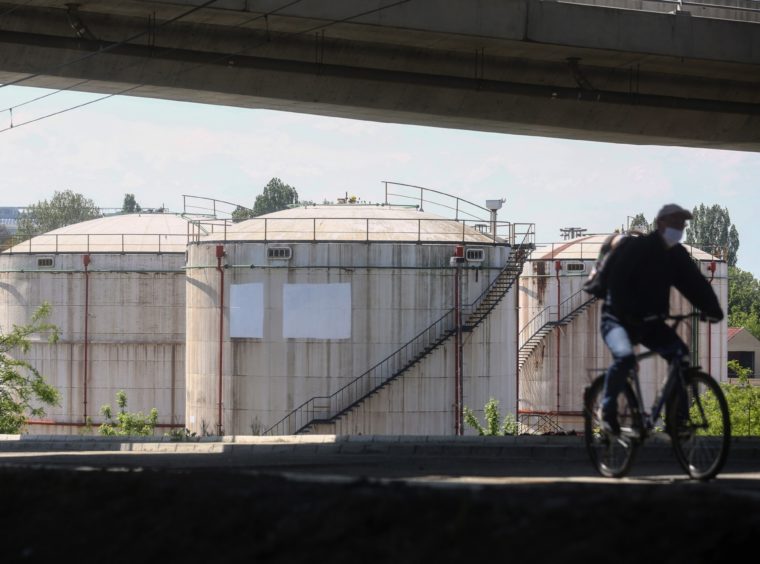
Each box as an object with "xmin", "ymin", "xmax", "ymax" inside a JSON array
[{"xmin": 583, "ymin": 313, "xmax": 731, "ymax": 481}]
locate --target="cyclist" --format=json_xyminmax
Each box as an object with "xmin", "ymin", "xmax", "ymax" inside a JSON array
[{"xmin": 599, "ymin": 203, "xmax": 723, "ymax": 435}]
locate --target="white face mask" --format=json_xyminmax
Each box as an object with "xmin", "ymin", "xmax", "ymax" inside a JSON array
[{"xmin": 662, "ymin": 227, "xmax": 683, "ymax": 248}]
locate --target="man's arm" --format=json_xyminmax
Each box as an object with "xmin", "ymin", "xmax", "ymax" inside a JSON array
[{"xmin": 673, "ymin": 249, "xmax": 724, "ymax": 321}]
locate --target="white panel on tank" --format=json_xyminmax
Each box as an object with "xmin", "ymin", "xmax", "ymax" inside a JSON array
[
  {"xmin": 230, "ymin": 283, "xmax": 264, "ymax": 338},
  {"xmin": 283, "ymin": 283, "xmax": 351, "ymax": 339}
]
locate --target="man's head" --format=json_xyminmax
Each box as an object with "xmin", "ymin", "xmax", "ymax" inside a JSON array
[{"xmin": 655, "ymin": 204, "xmax": 692, "ymax": 247}]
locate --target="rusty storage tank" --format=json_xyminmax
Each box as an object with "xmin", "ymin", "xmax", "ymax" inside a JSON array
[
  {"xmin": 0, "ymin": 213, "xmax": 191, "ymax": 434},
  {"xmin": 185, "ymin": 191, "xmax": 534, "ymax": 436},
  {"xmin": 517, "ymin": 233, "xmax": 728, "ymax": 433}
]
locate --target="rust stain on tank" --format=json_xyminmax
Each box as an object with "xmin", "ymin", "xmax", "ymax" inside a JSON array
[{"xmin": 535, "ymin": 261, "xmax": 547, "ymax": 305}]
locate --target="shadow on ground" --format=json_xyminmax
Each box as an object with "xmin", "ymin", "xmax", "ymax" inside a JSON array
[{"xmin": 2, "ymin": 464, "xmax": 758, "ymax": 563}]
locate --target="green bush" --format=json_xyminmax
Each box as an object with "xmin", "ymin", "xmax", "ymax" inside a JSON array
[
  {"xmin": 463, "ymin": 398, "xmax": 518, "ymax": 436},
  {"xmin": 697, "ymin": 361, "xmax": 760, "ymax": 436},
  {"xmin": 723, "ymin": 361, "xmax": 760, "ymax": 436},
  {"xmin": 99, "ymin": 390, "xmax": 158, "ymax": 437},
  {"xmin": 165, "ymin": 427, "xmax": 198, "ymax": 442}
]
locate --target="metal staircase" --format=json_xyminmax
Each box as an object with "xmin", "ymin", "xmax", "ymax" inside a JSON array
[
  {"xmin": 263, "ymin": 239, "xmax": 534, "ymax": 436},
  {"xmin": 464, "ymin": 246, "xmax": 531, "ymax": 331},
  {"xmin": 518, "ymin": 289, "xmax": 597, "ymax": 370}
]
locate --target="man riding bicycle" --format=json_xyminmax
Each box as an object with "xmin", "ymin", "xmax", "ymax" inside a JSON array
[{"xmin": 599, "ymin": 203, "xmax": 723, "ymax": 435}]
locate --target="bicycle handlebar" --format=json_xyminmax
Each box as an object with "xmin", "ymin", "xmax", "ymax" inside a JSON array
[{"xmin": 643, "ymin": 312, "xmax": 720, "ymax": 324}]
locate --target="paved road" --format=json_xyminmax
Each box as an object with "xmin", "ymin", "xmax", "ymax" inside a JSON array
[
  {"xmin": 3, "ymin": 435, "xmax": 759, "ymax": 562},
  {"xmin": 2, "ymin": 434, "xmax": 759, "ymax": 487}
]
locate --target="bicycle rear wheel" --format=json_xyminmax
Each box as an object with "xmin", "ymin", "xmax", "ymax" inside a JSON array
[
  {"xmin": 667, "ymin": 370, "xmax": 731, "ymax": 481},
  {"xmin": 583, "ymin": 374, "xmax": 639, "ymax": 478}
]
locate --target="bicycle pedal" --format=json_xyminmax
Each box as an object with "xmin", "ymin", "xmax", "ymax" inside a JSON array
[
  {"xmin": 620, "ymin": 427, "xmax": 644, "ymax": 441},
  {"xmin": 613, "ymin": 435, "xmax": 633, "ymax": 448}
]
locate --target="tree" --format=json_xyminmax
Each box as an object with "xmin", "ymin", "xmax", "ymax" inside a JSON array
[
  {"xmin": 728, "ymin": 266, "xmax": 760, "ymax": 340},
  {"xmin": 728, "ymin": 267, "xmax": 760, "ymax": 315},
  {"xmin": 252, "ymin": 178, "xmax": 299, "ymax": 216},
  {"xmin": 17, "ymin": 190, "xmax": 101, "ymax": 239},
  {"xmin": 685, "ymin": 204, "xmax": 739, "ymax": 267},
  {"xmin": 122, "ymin": 193, "xmax": 142, "ymax": 214},
  {"xmin": 628, "ymin": 213, "xmax": 651, "ymax": 233},
  {"xmin": 231, "ymin": 205, "xmax": 254, "ymax": 223},
  {"xmin": 0, "ymin": 303, "xmax": 61, "ymax": 433}
]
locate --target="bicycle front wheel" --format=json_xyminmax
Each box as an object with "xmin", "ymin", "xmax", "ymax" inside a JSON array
[
  {"xmin": 667, "ymin": 370, "xmax": 731, "ymax": 481},
  {"xmin": 583, "ymin": 374, "xmax": 639, "ymax": 478}
]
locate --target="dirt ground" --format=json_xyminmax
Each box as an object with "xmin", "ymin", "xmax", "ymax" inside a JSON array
[{"xmin": 2, "ymin": 465, "xmax": 758, "ymax": 563}]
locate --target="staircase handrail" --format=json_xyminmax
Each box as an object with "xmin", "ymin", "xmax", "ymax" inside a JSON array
[
  {"xmin": 518, "ymin": 288, "xmax": 597, "ymax": 351},
  {"xmin": 518, "ymin": 305, "xmax": 556, "ymax": 349},
  {"xmin": 557, "ymin": 288, "xmax": 597, "ymax": 323}
]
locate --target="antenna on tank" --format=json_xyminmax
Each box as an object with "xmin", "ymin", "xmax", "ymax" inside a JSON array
[{"xmin": 485, "ymin": 198, "xmax": 505, "ymax": 238}]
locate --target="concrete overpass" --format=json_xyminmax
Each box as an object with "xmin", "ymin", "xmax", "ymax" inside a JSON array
[{"xmin": 1, "ymin": 0, "xmax": 759, "ymax": 151}]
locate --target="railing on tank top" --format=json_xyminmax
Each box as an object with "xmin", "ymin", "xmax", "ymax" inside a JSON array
[
  {"xmin": 185, "ymin": 216, "xmax": 534, "ymax": 245},
  {"xmin": 2, "ymin": 232, "xmax": 190, "ymax": 254},
  {"xmin": 183, "ymin": 186, "xmax": 534, "ymax": 245}
]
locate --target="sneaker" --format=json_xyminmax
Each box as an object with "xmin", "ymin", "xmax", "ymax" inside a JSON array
[{"xmin": 598, "ymin": 409, "xmax": 621, "ymax": 436}]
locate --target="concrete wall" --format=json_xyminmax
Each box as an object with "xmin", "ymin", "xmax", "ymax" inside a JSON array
[{"xmin": 1, "ymin": 0, "xmax": 758, "ymax": 150}]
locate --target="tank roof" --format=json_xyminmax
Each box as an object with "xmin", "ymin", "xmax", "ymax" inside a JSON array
[
  {"xmin": 216, "ymin": 205, "xmax": 500, "ymax": 243},
  {"xmin": 532, "ymin": 233, "xmax": 721, "ymax": 262},
  {"xmin": 4, "ymin": 213, "xmax": 191, "ymax": 254}
]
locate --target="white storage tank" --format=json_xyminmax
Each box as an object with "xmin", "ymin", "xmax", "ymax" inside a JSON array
[
  {"xmin": 518, "ymin": 233, "xmax": 728, "ymax": 433},
  {"xmin": 185, "ymin": 202, "xmax": 533, "ymax": 436},
  {"xmin": 0, "ymin": 213, "xmax": 190, "ymax": 434}
]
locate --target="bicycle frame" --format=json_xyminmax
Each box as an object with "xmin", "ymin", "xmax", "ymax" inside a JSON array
[
  {"xmin": 628, "ymin": 349, "xmax": 685, "ymax": 433},
  {"xmin": 625, "ymin": 313, "xmax": 699, "ymax": 435}
]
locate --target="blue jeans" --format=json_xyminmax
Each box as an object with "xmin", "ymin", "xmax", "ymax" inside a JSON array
[{"xmin": 601, "ymin": 313, "xmax": 690, "ymax": 417}]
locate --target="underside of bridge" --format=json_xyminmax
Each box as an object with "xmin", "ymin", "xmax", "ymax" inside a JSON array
[{"xmin": 0, "ymin": 0, "xmax": 759, "ymax": 150}]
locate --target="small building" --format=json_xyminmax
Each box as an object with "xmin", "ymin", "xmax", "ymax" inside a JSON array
[{"xmin": 728, "ymin": 327, "xmax": 759, "ymax": 382}]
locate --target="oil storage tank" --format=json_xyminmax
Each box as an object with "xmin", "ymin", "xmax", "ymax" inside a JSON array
[
  {"xmin": 185, "ymin": 196, "xmax": 534, "ymax": 436},
  {"xmin": 517, "ymin": 233, "xmax": 728, "ymax": 433},
  {"xmin": 0, "ymin": 213, "xmax": 190, "ymax": 434}
]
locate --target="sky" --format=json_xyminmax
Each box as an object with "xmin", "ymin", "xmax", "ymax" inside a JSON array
[{"xmin": 2, "ymin": 84, "xmax": 759, "ymax": 278}]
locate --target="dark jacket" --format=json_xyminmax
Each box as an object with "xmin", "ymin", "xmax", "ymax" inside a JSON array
[{"xmin": 603, "ymin": 231, "xmax": 723, "ymax": 325}]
